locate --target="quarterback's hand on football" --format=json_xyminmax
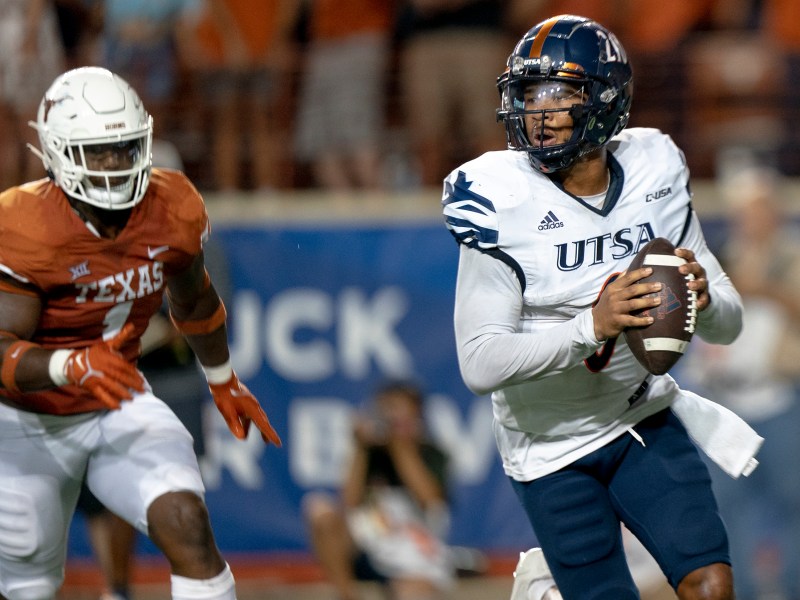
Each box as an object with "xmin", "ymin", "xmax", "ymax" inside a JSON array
[
  {"xmin": 209, "ymin": 373, "xmax": 282, "ymax": 447},
  {"xmin": 675, "ymin": 247, "xmax": 710, "ymax": 311},
  {"xmin": 592, "ymin": 268, "xmax": 661, "ymax": 340},
  {"xmin": 61, "ymin": 324, "xmax": 145, "ymax": 409}
]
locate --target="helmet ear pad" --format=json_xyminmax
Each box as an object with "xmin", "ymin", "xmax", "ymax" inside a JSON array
[{"xmin": 575, "ymin": 77, "xmax": 632, "ymax": 148}]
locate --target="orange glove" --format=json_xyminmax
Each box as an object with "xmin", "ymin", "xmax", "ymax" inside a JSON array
[
  {"xmin": 62, "ymin": 324, "xmax": 145, "ymax": 409},
  {"xmin": 209, "ymin": 372, "xmax": 282, "ymax": 447}
]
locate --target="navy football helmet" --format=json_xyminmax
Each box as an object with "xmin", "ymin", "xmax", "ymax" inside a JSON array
[{"xmin": 496, "ymin": 15, "xmax": 633, "ymax": 173}]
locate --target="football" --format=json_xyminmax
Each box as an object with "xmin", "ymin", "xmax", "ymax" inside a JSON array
[{"xmin": 623, "ymin": 238, "xmax": 698, "ymax": 375}]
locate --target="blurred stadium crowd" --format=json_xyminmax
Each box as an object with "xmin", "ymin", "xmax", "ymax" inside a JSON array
[{"xmin": 3, "ymin": 0, "xmax": 800, "ymax": 194}]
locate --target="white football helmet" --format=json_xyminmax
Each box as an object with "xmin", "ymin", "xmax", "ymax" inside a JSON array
[{"xmin": 29, "ymin": 67, "xmax": 153, "ymax": 210}]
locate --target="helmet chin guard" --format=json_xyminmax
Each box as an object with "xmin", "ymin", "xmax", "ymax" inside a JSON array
[
  {"xmin": 496, "ymin": 15, "xmax": 633, "ymax": 174},
  {"xmin": 29, "ymin": 66, "xmax": 153, "ymax": 210}
]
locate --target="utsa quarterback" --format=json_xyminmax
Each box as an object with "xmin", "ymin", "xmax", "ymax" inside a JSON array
[{"xmin": 442, "ymin": 14, "xmax": 760, "ymax": 600}]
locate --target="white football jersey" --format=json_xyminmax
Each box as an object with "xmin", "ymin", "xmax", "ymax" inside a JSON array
[{"xmin": 443, "ymin": 128, "xmax": 743, "ymax": 480}]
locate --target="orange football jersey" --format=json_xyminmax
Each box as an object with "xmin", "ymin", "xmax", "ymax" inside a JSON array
[{"xmin": 0, "ymin": 169, "xmax": 209, "ymax": 415}]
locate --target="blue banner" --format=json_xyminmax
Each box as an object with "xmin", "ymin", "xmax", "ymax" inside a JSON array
[{"xmin": 69, "ymin": 221, "xmax": 531, "ymax": 556}]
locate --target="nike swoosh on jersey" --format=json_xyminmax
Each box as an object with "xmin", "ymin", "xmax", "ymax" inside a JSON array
[{"xmin": 147, "ymin": 245, "xmax": 170, "ymax": 259}]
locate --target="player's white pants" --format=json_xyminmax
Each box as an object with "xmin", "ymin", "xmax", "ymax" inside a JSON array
[{"xmin": 0, "ymin": 390, "xmax": 205, "ymax": 600}]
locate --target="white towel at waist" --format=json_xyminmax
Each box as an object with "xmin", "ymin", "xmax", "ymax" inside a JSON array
[{"xmin": 671, "ymin": 390, "xmax": 763, "ymax": 479}]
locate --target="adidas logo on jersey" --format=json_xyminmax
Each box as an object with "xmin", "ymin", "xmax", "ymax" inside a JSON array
[{"xmin": 538, "ymin": 211, "xmax": 564, "ymax": 230}]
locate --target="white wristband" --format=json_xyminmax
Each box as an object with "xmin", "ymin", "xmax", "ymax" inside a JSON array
[
  {"xmin": 48, "ymin": 349, "xmax": 71, "ymax": 386},
  {"xmin": 202, "ymin": 360, "xmax": 233, "ymax": 385}
]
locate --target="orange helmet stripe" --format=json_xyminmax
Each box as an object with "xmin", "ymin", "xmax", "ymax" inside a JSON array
[
  {"xmin": 528, "ymin": 17, "xmax": 560, "ymax": 58},
  {"xmin": 557, "ymin": 62, "xmax": 585, "ymax": 78}
]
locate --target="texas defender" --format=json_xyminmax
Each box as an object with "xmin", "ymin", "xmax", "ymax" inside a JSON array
[{"xmin": 0, "ymin": 67, "xmax": 280, "ymax": 600}]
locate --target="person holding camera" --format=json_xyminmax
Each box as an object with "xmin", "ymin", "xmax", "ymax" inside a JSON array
[{"xmin": 303, "ymin": 381, "xmax": 453, "ymax": 600}]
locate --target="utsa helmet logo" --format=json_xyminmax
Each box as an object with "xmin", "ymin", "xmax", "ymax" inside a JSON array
[{"xmin": 595, "ymin": 29, "xmax": 627, "ymax": 65}]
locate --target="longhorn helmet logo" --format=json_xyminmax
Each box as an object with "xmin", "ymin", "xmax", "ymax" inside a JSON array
[{"xmin": 43, "ymin": 94, "xmax": 73, "ymax": 122}]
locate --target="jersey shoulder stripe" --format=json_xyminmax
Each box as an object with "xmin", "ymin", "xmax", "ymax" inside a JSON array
[
  {"xmin": 442, "ymin": 150, "xmax": 541, "ymax": 250},
  {"xmin": 442, "ymin": 161, "xmax": 506, "ymax": 249}
]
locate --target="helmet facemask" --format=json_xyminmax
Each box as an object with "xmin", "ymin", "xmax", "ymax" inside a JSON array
[
  {"xmin": 42, "ymin": 129, "xmax": 152, "ymax": 210},
  {"xmin": 499, "ymin": 77, "xmax": 599, "ymax": 173}
]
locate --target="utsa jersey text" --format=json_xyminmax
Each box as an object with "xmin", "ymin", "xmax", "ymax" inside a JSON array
[{"xmin": 556, "ymin": 222, "xmax": 656, "ymax": 271}]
